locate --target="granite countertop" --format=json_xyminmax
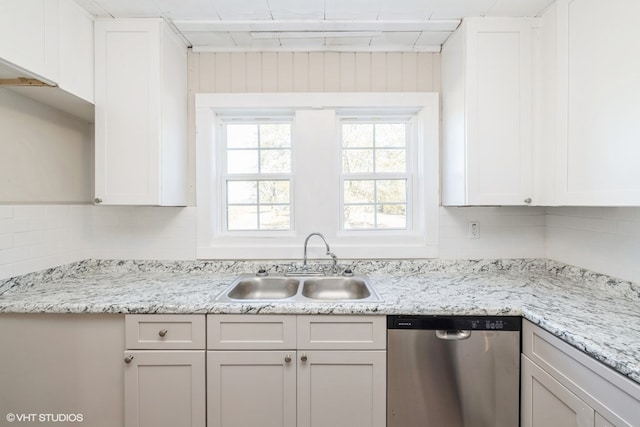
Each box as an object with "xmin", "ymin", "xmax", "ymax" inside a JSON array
[{"xmin": 0, "ymin": 258, "xmax": 639, "ymax": 384}]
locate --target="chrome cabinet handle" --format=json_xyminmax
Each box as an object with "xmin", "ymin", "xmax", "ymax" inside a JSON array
[
  {"xmin": 284, "ymin": 354, "xmax": 292, "ymax": 363},
  {"xmin": 435, "ymin": 330, "xmax": 471, "ymax": 341},
  {"xmin": 524, "ymin": 198, "xmax": 532, "ymax": 204},
  {"xmin": 124, "ymin": 355, "xmax": 134, "ymax": 364},
  {"xmin": 300, "ymin": 354, "xmax": 308, "ymax": 362},
  {"xmin": 94, "ymin": 198, "xmax": 103, "ymax": 204},
  {"xmin": 158, "ymin": 329, "xmax": 168, "ymax": 337}
]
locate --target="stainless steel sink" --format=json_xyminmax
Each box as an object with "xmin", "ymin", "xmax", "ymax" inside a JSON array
[
  {"xmin": 216, "ymin": 273, "xmax": 381, "ymax": 303},
  {"xmin": 301, "ymin": 277, "xmax": 371, "ymax": 300},
  {"xmin": 226, "ymin": 277, "xmax": 300, "ymax": 300}
]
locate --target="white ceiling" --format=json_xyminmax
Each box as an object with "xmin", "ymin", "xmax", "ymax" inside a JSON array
[{"xmin": 74, "ymin": 0, "xmax": 555, "ymax": 52}]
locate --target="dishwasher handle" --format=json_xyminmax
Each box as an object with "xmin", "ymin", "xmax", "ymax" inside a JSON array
[{"xmin": 435, "ymin": 329, "xmax": 471, "ymax": 340}]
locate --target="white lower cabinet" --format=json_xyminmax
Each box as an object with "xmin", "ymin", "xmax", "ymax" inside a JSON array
[
  {"xmin": 207, "ymin": 314, "xmax": 386, "ymax": 427},
  {"xmin": 124, "ymin": 350, "xmax": 206, "ymax": 427},
  {"xmin": 208, "ymin": 350, "xmax": 297, "ymax": 427},
  {"xmin": 297, "ymin": 350, "xmax": 386, "ymax": 427},
  {"xmin": 522, "ymin": 355, "xmax": 594, "ymax": 427},
  {"xmin": 521, "ymin": 320, "xmax": 640, "ymax": 427},
  {"xmin": 124, "ymin": 315, "xmax": 206, "ymax": 427}
]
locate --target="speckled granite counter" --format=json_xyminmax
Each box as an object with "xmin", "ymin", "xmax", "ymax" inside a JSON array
[{"xmin": 1, "ymin": 258, "xmax": 639, "ymax": 384}]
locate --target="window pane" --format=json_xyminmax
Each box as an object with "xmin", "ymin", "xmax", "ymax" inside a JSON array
[
  {"xmin": 259, "ymin": 181, "xmax": 290, "ymax": 204},
  {"xmin": 227, "ymin": 124, "xmax": 258, "ymax": 148},
  {"xmin": 377, "ymin": 205, "xmax": 406, "ymax": 228},
  {"xmin": 227, "ymin": 150, "xmax": 258, "ymax": 173},
  {"xmin": 259, "ymin": 205, "xmax": 290, "ymax": 230},
  {"xmin": 377, "ymin": 180, "xmax": 406, "ymax": 203},
  {"xmin": 344, "ymin": 205, "xmax": 375, "ymax": 229},
  {"xmin": 227, "ymin": 181, "xmax": 257, "ymax": 204},
  {"xmin": 343, "ymin": 149, "xmax": 374, "ymax": 173},
  {"xmin": 227, "ymin": 206, "xmax": 258, "ymax": 230},
  {"xmin": 261, "ymin": 150, "xmax": 291, "ymax": 173},
  {"xmin": 342, "ymin": 124, "xmax": 374, "ymax": 148},
  {"xmin": 260, "ymin": 124, "xmax": 291, "ymax": 148},
  {"xmin": 375, "ymin": 123, "xmax": 405, "ymax": 147},
  {"xmin": 375, "ymin": 148, "xmax": 406, "ymax": 173},
  {"xmin": 344, "ymin": 180, "xmax": 374, "ymax": 203}
]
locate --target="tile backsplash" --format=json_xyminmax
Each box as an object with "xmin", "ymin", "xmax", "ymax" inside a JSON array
[
  {"xmin": 0, "ymin": 205, "xmax": 86, "ymax": 280},
  {"xmin": 3, "ymin": 204, "xmax": 640, "ymax": 284}
]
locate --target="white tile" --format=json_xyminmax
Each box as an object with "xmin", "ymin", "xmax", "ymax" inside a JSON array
[
  {"xmin": 13, "ymin": 231, "xmax": 45, "ymax": 247},
  {"xmin": 13, "ymin": 206, "xmax": 44, "ymax": 218},
  {"xmin": 0, "ymin": 206, "xmax": 13, "ymax": 219},
  {"xmin": 0, "ymin": 218, "xmax": 30, "ymax": 234},
  {"xmin": 0, "ymin": 233, "xmax": 13, "ymax": 250}
]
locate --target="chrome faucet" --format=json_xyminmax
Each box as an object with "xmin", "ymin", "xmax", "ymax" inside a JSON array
[{"xmin": 302, "ymin": 232, "xmax": 338, "ymax": 274}]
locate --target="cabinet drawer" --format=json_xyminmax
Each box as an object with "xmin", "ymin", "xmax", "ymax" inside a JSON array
[
  {"xmin": 297, "ymin": 315, "xmax": 386, "ymax": 350},
  {"xmin": 125, "ymin": 314, "xmax": 205, "ymax": 350},
  {"xmin": 208, "ymin": 315, "xmax": 296, "ymax": 350}
]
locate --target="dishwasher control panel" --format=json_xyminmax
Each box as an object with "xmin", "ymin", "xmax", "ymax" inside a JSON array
[{"xmin": 387, "ymin": 315, "xmax": 522, "ymax": 331}]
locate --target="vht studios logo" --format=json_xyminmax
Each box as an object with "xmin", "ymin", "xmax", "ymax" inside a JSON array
[{"xmin": 5, "ymin": 413, "xmax": 84, "ymax": 423}]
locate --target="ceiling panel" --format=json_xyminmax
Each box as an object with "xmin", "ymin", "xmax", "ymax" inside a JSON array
[
  {"xmin": 154, "ymin": 0, "xmax": 220, "ymax": 20},
  {"xmin": 93, "ymin": 0, "xmax": 162, "ymax": 18},
  {"xmin": 76, "ymin": 0, "xmax": 555, "ymax": 51},
  {"xmin": 428, "ymin": 0, "xmax": 497, "ymax": 19},
  {"xmin": 369, "ymin": 32, "xmax": 421, "ymax": 47},
  {"xmin": 324, "ymin": 0, "xmax": 381, "ymax": 20},
  {"xmin": 213, "ymin": 0, "xmax": 272, "ymax": 20},
  {"xmin": 414, "ymin": 31, "xmax": 454, "ymax": 46},
  {"xmin": 181, "ymin": 32, "xmax": 235, "ymax": 47},
  {"xmin": 488, "ymin": 0, "xmax": 555, "ymax": 16},
  {"xmin": 377, "ymin": 0, "xmax": 436, "ymax": 19},
  {"xmin": 268, "ymin": 0, "xmax": 325, "ymax": 19}
]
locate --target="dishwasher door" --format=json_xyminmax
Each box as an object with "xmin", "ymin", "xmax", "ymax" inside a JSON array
[{"xmin": 387, "ymin": 316, "xmax": 521, "ymax": 427}]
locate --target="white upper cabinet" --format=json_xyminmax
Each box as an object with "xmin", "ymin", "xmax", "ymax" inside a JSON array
[
  {"xmin": 541, "ymin": 0, "xmax": 640, "ymax": 206},
  {"xmin": 0, "ymin": 0, "xmax": 94, "ymax": 120},
  {"xmin": 0, "ymin": 0, "xmax": 59, "ymax": 82},
  {"xmin": 442, "ymin": 18, "xmax": 533, "ymax": 206},
  {"xmin": 94, "ymin": 18, "xmax": 188, "ymax": 206},
  {"xmin": 58, "ymin": 0, "xmax": 94, "ymax": 103}
]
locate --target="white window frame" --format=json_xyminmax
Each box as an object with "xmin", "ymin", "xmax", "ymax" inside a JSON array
[
  {"xmin": 338, "ymin": 116, "xmax": 414, "ymax": 232},
  {"xmin": 196, "ymin": 93, "xmax": 439, "ymax": 259},
  {"xmin": 218, "ymin": 117, "xmax": 295, "ymax": 234}
]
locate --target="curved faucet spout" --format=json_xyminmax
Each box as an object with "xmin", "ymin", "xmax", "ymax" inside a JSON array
[{"xmin": 303, "ymin": 233, "xmax": 338, "ymax": 273}]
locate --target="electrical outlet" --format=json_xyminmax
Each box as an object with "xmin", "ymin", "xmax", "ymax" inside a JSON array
[{"xmin": 468, "ymin": 221, "xmax": 480, "ymax": 239}]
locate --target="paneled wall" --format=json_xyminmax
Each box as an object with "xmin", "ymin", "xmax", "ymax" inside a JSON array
[{"xmin": 189, "ymin": 52, "xmax": 441, "ymax": 93}]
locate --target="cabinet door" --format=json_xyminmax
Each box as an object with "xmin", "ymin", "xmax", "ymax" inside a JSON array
[
  {"xmin": 94, "ymin": 18, "xmax": 187, "ymax": 206},
  {"xmin": 124, "ymin": 350, "xmax": 205, "ymax": 427},
  {"xmin": 297, "ymin": 350, "xmax": 386, "ymax": 427},
  {"xmin": 207, "ymin": 351, "xmax": 296, "ymax": 427},
  {"xmin": 0, "ymin": 0, "xmax": 59, "ymax": 82},
  {"xmin": 442, "ymin": 18, "xmax": 533, "ymax": 206},
  {"xmin": 465, "ymin": 18, "xmax": 533, "ymax": 206},
  {"xmin": 555, "ymin": 0, "xmax": 640, "ymax": 205},
  {"xmin": 522, "ymin": 355, "xmax": 594, "ymax": 427}
]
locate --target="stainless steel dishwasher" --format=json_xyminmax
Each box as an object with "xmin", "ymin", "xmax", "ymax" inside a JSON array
[{"xmin": 387, "ymin": 315, "xmax": 521, "ymax": 427}]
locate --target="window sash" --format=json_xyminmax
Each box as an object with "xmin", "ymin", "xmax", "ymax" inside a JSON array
[{"xmin": 339, "ymin": 119, "xmax": 413, "ymax": 232}]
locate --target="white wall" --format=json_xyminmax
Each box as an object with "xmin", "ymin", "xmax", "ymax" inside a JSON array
[{"xmin": 0, "ymin": 88, "xmax": 93, "ymax": 203}]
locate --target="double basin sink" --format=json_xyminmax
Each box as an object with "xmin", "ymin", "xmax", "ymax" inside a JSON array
[{"xmin": 216, "ymin": 273, "xmax": 381, "ymax": 303}]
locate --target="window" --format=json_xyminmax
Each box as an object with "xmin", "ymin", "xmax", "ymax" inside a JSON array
[
  {"xmin": 196, "ymin": 93, "xmax": 439, "ymax": 259},
  {"xmin": 340, "ymin": 121, "xmax": 410, "ymax": 230},
  {"xmin": 222, "ymin": 122, "xmax": 293, "ymax": 231}
]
